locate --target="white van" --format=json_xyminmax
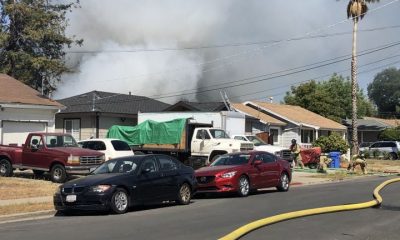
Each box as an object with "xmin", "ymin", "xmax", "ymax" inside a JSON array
[{"xmin": 78, "ymin": 138, "xmax": 134, "ymax": 161}]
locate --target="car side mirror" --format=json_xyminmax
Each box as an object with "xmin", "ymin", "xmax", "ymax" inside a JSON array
[{"xmin": 254, "ymin": 160, "xmax": 263, "ymax": 166}]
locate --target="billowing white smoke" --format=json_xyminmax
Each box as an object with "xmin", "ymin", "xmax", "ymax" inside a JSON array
[
  {"xmin": 55, "ymin": 0, "xmax": 232, "ymax": 101},
  {"xmin": 55, "ymin": 0, "xmax": 398, "ymax": 102}
]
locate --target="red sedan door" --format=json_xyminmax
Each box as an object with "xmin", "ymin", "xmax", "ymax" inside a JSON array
[
  {"xmin": 250, "ymin": 153, "xmax": 268, "ymax": 188},
  {"xmin": 257, "ymin": 153, "xmax": 281, "ymax": 188}
]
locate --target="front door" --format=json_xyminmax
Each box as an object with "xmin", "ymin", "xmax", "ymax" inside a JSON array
[
  {"xmin": 260, "ymin": 153, "xmax": 280, "ymax": 187},
  {"xmin": 22, "ymin": 135, "xmax": 51, "ymax": 169},
  {"xmin": 136, "ymin": 156, "xmax": 167, "ymax": 202},
  {"xmin": 191, "ymin": 129, "xmax": 212, "ymax": 156},
  {"xmin": 157, "ymin": 155, "xmax": 180, "ymax": 199}
]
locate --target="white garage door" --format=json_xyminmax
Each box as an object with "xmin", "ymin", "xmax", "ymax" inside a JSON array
[{"xmin": 1, "ymin": 121, "xmax": 47, "ymax": 145}]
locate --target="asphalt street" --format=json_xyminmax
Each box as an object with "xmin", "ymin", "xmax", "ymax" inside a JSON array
[{"xmin": 0, "ymin": 176, "xmax": 399, "ymax": 240}]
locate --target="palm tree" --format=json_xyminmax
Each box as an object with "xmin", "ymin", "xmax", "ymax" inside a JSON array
[{"xmin": 346, "ymin": 0, "xmax": 378, "ymax": 155}]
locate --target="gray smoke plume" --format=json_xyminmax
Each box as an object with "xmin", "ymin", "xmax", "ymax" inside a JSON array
[{"xmin": 55, "ymin": 0, "xmax": 400, "ymax": 103}]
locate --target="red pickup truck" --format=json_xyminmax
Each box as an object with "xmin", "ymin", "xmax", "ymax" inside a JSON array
[{"xmin": 0, "ymin": 133, "xmax": 105, "ymax": 183}]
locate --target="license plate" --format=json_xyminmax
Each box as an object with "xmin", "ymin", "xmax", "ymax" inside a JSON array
[{"xmin": 66, "ymin": 195, "xmax": 77, "ymax": 202}]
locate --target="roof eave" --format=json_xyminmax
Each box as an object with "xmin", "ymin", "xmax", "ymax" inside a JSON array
[
  {"xmin": 245, "ymin": 101, "xmax": 301, "ymax": 126},
  {"xmin": 0, "ymin": 103, "xmax": 64, "ymax": 110}
]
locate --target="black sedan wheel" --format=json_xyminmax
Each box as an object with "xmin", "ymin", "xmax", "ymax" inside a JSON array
[
  {"xmin": 0, "ymin": 159, "xmax": 13, "ymax": 177},
  {"xmin": 277, "ymin": 172, "xmax": 290, "ymax": 192},
  {"xmin": 110, "ymin": 188, "xmax": 129, "ymax": 214},
  {"xmin": 177, "ymin": 183, "xmax": 191, "ymax": 205},
  {"xmin": 237, "ymin": 175, "xmax": 250, "ymax": 197}
]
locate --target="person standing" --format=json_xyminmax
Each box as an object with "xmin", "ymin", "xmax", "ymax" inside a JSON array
[{"xmin": 290, "ymin": 139, "xmax": 304, "ymax": 169}]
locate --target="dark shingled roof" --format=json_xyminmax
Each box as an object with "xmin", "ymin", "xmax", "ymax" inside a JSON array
[
  {"xmin": 57, "ymin": 91, "xmax": 170, "ymax": 114},
  {"xmin": 342, "ymin": 118, "xmax": 392, "ymax": 130},
  {"xmin": 163, "ymin": 101, "xmax": 228, "ymax": 112}
]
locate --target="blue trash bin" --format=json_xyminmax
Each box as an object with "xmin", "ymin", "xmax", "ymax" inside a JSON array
[{"xmin": 329, "ymin": 151, "xmax": 341, "ymax": 168}]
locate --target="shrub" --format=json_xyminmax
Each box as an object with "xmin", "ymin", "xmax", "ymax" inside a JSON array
[
  {"xmin": 379, "ymin": 126, "xmax": 400, "ymax": 141},
  {"xmin": 312, "ymin": 133, "xmax": 349, "ymax": 154},
  {"xmin": 360, "ymin": 150, "xmax": 370, "ymax": 159},
  {"xmin": 372, "ymin": 149, "xmax": 381, "ymax": 158}
]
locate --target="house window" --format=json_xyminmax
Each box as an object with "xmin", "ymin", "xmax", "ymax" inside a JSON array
[
  {"xmin": 301, "ymin": 129, "xmax": 314, "ymax": 143},
  {"xmin": 269, "ymin": 128, "xmax": 279, "ymax": 145},
  {"xmin": 64, "ymin": 119, "xmax": 80, "ymax": 141}
]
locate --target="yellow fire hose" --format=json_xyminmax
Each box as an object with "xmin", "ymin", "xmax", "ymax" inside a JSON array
[{"xmin": 219, "ymin": 177, "xmax": 400, "ymax": 240}]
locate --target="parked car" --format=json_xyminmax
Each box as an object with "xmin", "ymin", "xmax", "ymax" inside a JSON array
[
  {"xmin": 54, "ymin": 154, "xmax": 197, "ymax": 214},
  {"xmin": 0, "ymin": 133, "xmax": 105, "ymax": 183},
  {"xmin": 231, "ymin": 134, "xmax": 292, "ymax": 161},
  {"xmin": 78, "ymin": 138, "xmax": 134, "ymax": 161},
  {"xmin": 359, "ymin": 142, "xmax": 373, "ymax": 152},
  {"xmin": 368, "ymin": 141, "xmax": 400, "ymax": 160},
  {"xmin": 195, "ymin": 151, "xmax": 291, "ymax": 197}
]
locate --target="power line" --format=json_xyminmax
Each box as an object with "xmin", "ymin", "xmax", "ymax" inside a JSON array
[
  {"xmin": 64, "ymin": 0, "xmax": 400, "ymax": 85},
  {"xmin": 64, "ymin": 41, "xmax": 400, "ymax": 108},
  {"xmin": 136, "ymin": 41, "xmax": 400, "ymax": 98},
  {"xmin": 233, "ymin": 58, "xmax": 400, "ymax": 102},
  {"xmin": 65, "ymin": 25, "xmax": 400, "ymax": 54},
  {"xmin": 146, "ymin": 41, "xmax": 400, "ymax": 100}
]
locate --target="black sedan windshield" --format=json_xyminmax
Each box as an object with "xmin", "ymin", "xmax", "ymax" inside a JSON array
[
  {"xmin": 93, "ymin": 157, "xmax": 140, "ymax": 174},
  {"xmin": 211, "ymin": 154, "xmax": 250, "ymax": 166}
]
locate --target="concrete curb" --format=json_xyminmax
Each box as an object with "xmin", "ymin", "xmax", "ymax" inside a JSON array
[
  {"xmin": 0, "ymin": 196, "xmax": 53, "ymax": 207},
  {"xmin": 0, "ymin": 210, "xmax": 55, "ymax": 224}
]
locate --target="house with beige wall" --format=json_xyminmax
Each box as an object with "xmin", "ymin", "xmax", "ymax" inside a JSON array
[{"xmin": 232, "ymin": 101, "xmax": 347, "ymax": 148}]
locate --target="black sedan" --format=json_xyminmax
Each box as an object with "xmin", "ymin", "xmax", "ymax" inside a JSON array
[{"xmin": 54, "ymin": 154, "xmax": 197, "ymax": 214}]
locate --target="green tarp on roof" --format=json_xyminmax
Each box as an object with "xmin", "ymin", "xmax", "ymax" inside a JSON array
[{"xmin": 106, "ymin": 118, "xmax": 187, "ymax": 145}]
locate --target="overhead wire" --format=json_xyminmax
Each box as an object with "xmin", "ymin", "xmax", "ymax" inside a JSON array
[
  {"xmin": 64, "ymin": 42, "xmax": 400, "ymax": 107},
  {"xmin": 233, "ymin": 57, "xmax": 400, "ymax": 102},
  {"xmin": 65, "ymin": 25, "xmax": 400, "ymax": 54},
  {"xmin": 63, "ymin": 0, "xmax": 400, "ymax": 85},
  {"xmin": 137, "ymin": 41, "xmax": 400, "ymax": 99}
]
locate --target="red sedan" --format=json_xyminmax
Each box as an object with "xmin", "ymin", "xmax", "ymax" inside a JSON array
[{"xmin": 195, "ymin": 151, "xmax": 291, "ymax": 197}]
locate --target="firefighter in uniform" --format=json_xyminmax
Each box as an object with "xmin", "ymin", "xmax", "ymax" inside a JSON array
[
  {"xmin": 290, "ymin": 139, "xmax": 304, "ymax": 169},
  {"xmin": 347, "ymin": 153, "xmax": 368, "ymax": 174},
  {"xmin": 317, "ymin": 153, "xmax": 332, "ymax": 173}
]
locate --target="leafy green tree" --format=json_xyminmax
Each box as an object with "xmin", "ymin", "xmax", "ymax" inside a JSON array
[
  {"xmin": 378, "ymin": 126, "xmax": 400, "ymax": 141},
  {"xmin": 0, "ymin": 0, "xmax": 82, "ymax": 95},
  {"xmin": 367, "ymin": 67, "xmax": 400, "ymax": 115},
  {"xmin": 284, "ymin": 74, "xmax": 375, "ymax": 122}
]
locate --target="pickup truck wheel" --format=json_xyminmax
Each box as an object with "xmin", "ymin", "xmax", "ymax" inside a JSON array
[
  {"xmin": 51, "ymin": 164, "xmax": 67, "ymax": 183},
  {"xmin": 177, "ymin": 183, "xmax": 191, "ymax": 205},
  {"xmin": 0, "ymin": 159, "xmax": 13, "ymax": 177},
  {"xmin": 110, "ymin": 188, "xmax": 129, "ymax": 214}
]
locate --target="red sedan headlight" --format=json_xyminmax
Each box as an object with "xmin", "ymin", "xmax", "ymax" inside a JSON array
[{"xmin": 220, "ymin": 171, "xmax": 237, "ymax": 178}]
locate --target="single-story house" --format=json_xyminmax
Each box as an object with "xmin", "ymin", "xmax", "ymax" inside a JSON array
[
  {"xmin": 232, "ymin": 101, "xmax": 347, "ymax": 148},
  {"xmin": 0, "ymin": 74, "xmax": 64, "ymax": 145},
  {"xmin": 342, "ymin": 117, "xmax": 399, "ymax": 144},
  {"xmin": 55, "ymin": 91, "xmax": 170, "ymax": 140}
]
